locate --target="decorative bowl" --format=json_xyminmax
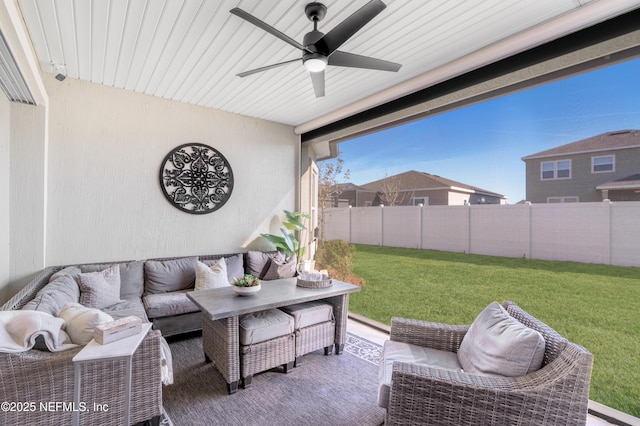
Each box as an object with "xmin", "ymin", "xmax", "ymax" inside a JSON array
[
  {"xmin": 232, "ymin": 284, "xmax": 261, "ymax": 296},
  {"xmin": 296, "ymin": 272, "xmax": 332, "ymax": 289}
]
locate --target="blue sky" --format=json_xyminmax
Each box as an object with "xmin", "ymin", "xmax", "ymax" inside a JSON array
[{"xmin": 336, "ymin": 57, "xmax": 640, "ymax": 203}]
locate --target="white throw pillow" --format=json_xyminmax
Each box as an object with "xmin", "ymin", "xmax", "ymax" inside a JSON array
[
  {"xmin": 457, "ymin": 301, "xmax": 546, "ymax": 377},
  {"xmin": 77, "ymin": 264, "xmax": 122, "ymax": 309},
  {"xmin": 195, "ymin": 258, "xmax": 230, "ymax": 291},
  {"xmin": 59, "ymin": 302, "xmax": 114, "ymax": 345}
]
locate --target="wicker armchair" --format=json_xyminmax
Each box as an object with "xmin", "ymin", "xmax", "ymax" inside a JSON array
[{"xmin": 380, "ymin": 301, "xmax": 593, "ymax": 426}]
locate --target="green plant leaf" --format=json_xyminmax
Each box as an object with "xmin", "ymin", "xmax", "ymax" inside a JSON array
[
  {"xmin": 283, "ymin": 211, "xmax": 306, "ymax": 231},
  {"xmin": 260, "ymin": 233, "xmax": 288, "ymax": 252},
  {"xmin": 280, "ymin": 228, "xmax": 296, "ymax": 256}
]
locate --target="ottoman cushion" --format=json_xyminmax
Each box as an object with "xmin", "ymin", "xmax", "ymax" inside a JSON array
[
  {"xmin": 279, "ymin": 301, "xmax": 334, "ymax": 329},
  {"xmin": 239, "ymin": 309, "xmax": 294, "ymax": 345}
]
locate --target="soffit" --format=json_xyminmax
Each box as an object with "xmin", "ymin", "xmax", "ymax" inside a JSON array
[{"xmin": 17, "ymin": 0, "xmax": 635, "ymax": 129}]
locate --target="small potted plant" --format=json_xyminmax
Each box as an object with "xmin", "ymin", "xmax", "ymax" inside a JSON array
[{"xmin": 231, "ymin": 274, "xmax": 261, "ymax": 296}]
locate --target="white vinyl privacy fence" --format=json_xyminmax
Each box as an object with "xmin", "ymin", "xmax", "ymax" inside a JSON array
[{"xmin": 321, "ymin": 201, "xmax": 640, "ymax": 267}]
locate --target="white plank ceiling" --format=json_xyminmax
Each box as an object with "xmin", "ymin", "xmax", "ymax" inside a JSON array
[{"xmin": 16, "ymin": 0, "xmax": 639, "ymax": 128}]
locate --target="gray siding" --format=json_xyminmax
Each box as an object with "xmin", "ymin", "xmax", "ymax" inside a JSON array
[{"xmin": 525, "ymin": 147, "xmax": 640, "ymax": 203}]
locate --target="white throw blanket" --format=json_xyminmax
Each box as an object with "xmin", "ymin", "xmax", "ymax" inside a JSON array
[
  {"xmin": 160, "ymin": 336, "xmax": 174, "ymax": 385},
  {"xmin": 0, "ymin": 310, "xmax": 78, "ymax": 353}
]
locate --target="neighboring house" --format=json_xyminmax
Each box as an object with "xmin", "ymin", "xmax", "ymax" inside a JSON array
[
  {"xmin": 358, "ymin": 170, "xmax": 507, "ymax": 206},
  {"xmin": 330, "ymin": 183, "xmax": 377, "ymax": 207},
  {"xmin": 522, "ymin": 130, "xmax": 640, "ymax": 203}
]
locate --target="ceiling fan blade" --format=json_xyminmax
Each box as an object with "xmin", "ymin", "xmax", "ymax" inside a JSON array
[
  {"xmin": 237, "ymin": 58, "xmax": 301, "ymax": 78},
  {"xmin": 310, "ymin": 71, "xmax": 325, "ymax": 98},
  {"xmin": 230, "ymin": 8, "xmax": 311, "ymax": 53},
  {"xmin": 328, "ymin": 51, "xmax": 401, "ymax": 72},
  {"xmin": 314, "ymin": 0, "xmax": 386, "ymax": 55}
]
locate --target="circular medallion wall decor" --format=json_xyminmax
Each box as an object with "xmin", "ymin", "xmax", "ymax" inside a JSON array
[{"xmin": 159, "ymin": 143, "xmax": 234, "ymax": 214}]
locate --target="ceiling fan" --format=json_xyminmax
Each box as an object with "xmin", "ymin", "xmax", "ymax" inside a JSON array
[{"xmin": 230, "ymin": 0, "xmax": 402, "ymax": 98}]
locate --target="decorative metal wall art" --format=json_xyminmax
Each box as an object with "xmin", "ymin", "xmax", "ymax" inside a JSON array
[{"xmin": 159, "ymin": 143, "xmax": 234, "ymax": 214}]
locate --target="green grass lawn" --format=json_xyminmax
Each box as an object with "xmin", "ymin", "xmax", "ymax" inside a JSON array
[{"xmin": 348, "ymin": 244, "xmax": 640, "ymax": 417}]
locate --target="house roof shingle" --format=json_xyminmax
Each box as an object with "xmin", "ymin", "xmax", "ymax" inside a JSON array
[
  {"xmin": 522, "ymin": 130, "xmax": 640, "ymax": 160},
  {"xmin": 596, "ymin": 174, "xmax": 640, "ymax": 190},
  {"xmin": 360, "ymin": 170, "xmax": 505, "ymax": 198}
]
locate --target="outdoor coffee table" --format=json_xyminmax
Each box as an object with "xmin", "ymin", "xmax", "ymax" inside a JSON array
[{"xmin": 187, "ymin": 277, "xmax": 360, "ymax": 394}]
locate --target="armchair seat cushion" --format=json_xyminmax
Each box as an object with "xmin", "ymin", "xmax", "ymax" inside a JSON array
[{"xmin": 378, "ymin": 340, "xmax": 462, "ymax": 408}]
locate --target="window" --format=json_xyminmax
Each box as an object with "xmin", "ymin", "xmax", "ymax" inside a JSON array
[
  {"xmin": 541, "ymin": 160, "xmax": 571, "ymax": 180},
  {"xmin": 592, "ymin": 155, "xmax": 615, "ymax": 173},
  {"xmin": 413, "ymin": 197, "xmax": 429, "ymax": 206},
  {"xmin": 547, "ymin": 196, "xmax": 579, "ymax": 203}
]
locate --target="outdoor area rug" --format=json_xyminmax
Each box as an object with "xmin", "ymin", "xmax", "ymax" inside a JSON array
[{"xmin": 160, "ymin": 332, "xmax": 385, "ymax": 426}]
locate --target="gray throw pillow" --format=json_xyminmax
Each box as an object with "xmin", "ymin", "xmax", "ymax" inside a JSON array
[
  {"xmin": 457, "ymin": 301, "xmax": 546, "ymax": 377},
  {"xmin": 144, "ymin": 257, "xmax": 197, "ymax": 294},
  {"xmin": 77, "ymin": 264, "xmax": 122, "ymax": 309},
  {"xmin": 262, "ymin": 253, "xmax": 297, "ymax": 280},
  {"xmin": 80, "ymin": 261, "xmax": 144, "ymax": 299},
  {"xmin": 245, "ymin": 251, "xmax": 276, "ymax": 279}
]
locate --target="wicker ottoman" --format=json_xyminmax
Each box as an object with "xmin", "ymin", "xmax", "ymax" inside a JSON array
[
  {"xmin": 239, "ymin": 309, "xmax": 295, "ymax": 388},
  {"xmin": 279, "ymin": 301, "xmax": 335, "ymax": 366}
]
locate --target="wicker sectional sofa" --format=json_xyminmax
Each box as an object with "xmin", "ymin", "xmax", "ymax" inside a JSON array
[{"xmin": 0, "ymin": 250, "xmax": 288, "ymax": 426}]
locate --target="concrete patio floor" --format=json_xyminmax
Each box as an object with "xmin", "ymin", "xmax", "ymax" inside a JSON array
[{"xmin": 346, "ymin": 316, "xmax": 638, "ymax": 426}]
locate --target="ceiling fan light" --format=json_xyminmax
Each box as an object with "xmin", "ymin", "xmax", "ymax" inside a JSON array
[{"xmin": 304, "ymin": 56, "xmax": 327, "ymax": 73}]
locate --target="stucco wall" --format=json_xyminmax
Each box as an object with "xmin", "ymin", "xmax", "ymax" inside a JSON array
[
  {"xmin": 0, "ymin": 95, "xmax": 10, "ymax": 302},
  {"xmin": 7, "ymin": 103, "xmax": 47, "ymax": 300},
  {"xmin": 43, "ymin": 75, "xmax": 298, "ymax": 265}
]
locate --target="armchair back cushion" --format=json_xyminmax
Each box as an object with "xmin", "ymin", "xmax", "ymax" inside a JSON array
[{"xmin": 457, "ymin": 301, "xmax": 545, "ymax": 376}]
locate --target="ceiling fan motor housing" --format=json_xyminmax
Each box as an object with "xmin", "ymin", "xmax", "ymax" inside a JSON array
[{"xmin": 305, "ymin": 3, "xmax": 327, "ymax": 22}]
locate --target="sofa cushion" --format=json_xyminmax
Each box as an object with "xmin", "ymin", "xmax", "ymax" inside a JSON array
[
  {"xmin": 59, "ymin": 302, "xmax": 114, "ymax": 345},
  {"xmin": 77, "ymin": 265, "xmax": 122, "ymax": 309},
  {"xmin": 457, "ymin": 302, "xmax": 546, "ymax": 377},
  {"xmin": 102, "ymin": 299, "xmax": 149, "ymax": 322},
  {"xmin": 239, "ymin": 309, "xmax": 294, "ymax": 345},
  {"xmin": 195, "ymin": 259, "xmax": 230, "ymax": 290},
  {"xmin": 279, "ymin": 301, "xmax": 333, "ymax": 329},
  {"xmin": 144, "ymin": 257, "xmax": 197, "ymax": 295},
  {"xmin": 21, "ymin": 267, "xmax": 81, "ymax": 316},
  {"xmin": 245, "ymin": 251, "xmax": 277, "ymax": 279},
  {"xmin": 378, "ymin": 340, "xmax": 462, "ymax": 408},
  {"xmin": 263, "ymin": 253, "xmax": 297, "ymax": 280},
  {"xmin": 143, "ymin": 290, "xmax": 200, "ymax": 319},
  {"xmin": 202, "ymin": 253, "xmax": 244, "ymax": 282},
  {"xmin": 50, "ymin": 266, "xmax": 82, "ymax": 281},
  {"xmin": 80, "ymin": 261, "xmax": 144, "ymax": 299}
]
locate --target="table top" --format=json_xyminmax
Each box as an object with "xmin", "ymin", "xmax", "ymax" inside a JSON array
[
  {"xmin": 187, "ymin": 278, "xmax": 360, "ymax": 320},
  {"xmin": 72, "ymin": 323, "xmax": 152, "ymax": 362}
]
